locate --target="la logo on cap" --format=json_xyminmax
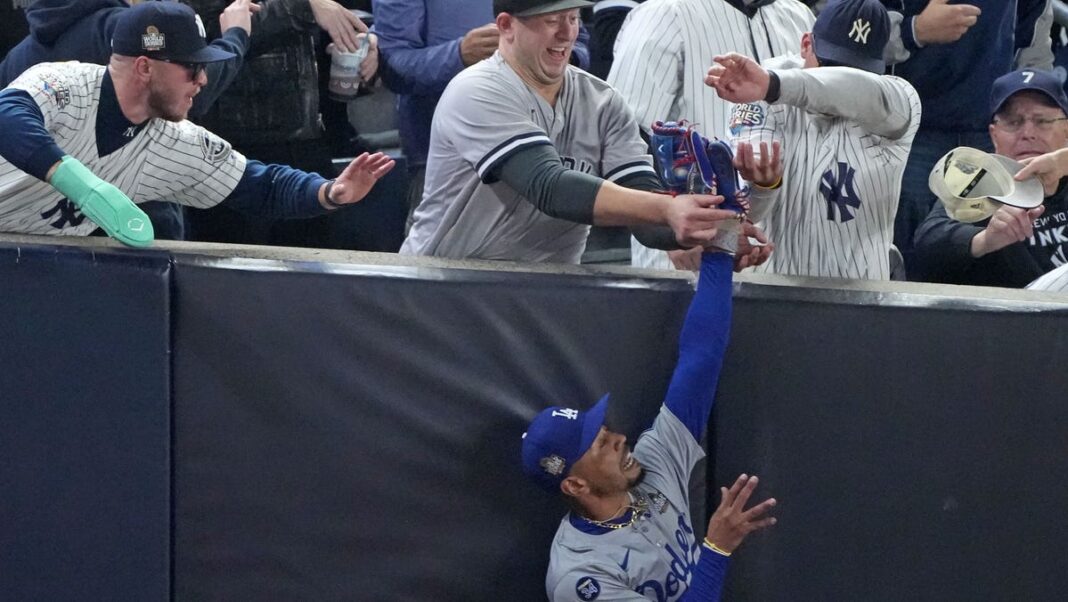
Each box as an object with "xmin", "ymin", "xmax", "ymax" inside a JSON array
[
  {"xmin": 142, "ymin": 25, "xmax": 165, "ymax": 52},
  {"xmin": 849, "ymin": 19, "xmax": 871, "ymax": 44}
]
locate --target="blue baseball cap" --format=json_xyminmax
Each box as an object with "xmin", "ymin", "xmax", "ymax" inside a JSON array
[
  {"xmin": 811, "ymin": 0, "xmax": 890, "ymax": 74},
  {"xmin": 112, "ymin": 1, "xmax": 235, "ymax": 63},
  {"xmin": 521, "ymin": 394, "xmax": 609, "ymax": 493},
  {"xmin": 989, "ymin": 69, "xmax": 1068, "ymax": 119}
]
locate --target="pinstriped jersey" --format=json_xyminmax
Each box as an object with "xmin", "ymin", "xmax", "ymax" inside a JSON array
[
  {"xmin": 400, "ymin": 52, "xmax": 656, "ymax": 263},
  {"xmin": 607, "ymin": 0, "xmax": 815, "ymax": 270},
  {"xmin": 0, "ymin": 62, "xmax": 246, "ymax": 237},
  {"xmin": 1028, "ymin": 263, "xmax": 1068, "ymax": 292},
  {"xmin": 729, "ymin": 55, "xmax": 922, "ymax": 280}
]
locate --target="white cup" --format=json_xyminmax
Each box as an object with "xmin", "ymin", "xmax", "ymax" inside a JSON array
[{"xmin": 328, "ymin": 38, "xmax": 369, "ymax": 101}]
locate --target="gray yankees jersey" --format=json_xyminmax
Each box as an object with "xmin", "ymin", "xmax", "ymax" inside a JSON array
[
  {"xmin": 729, "ymin": 55, "xmax": 922, "ymax": 280},
  {"xmin": 1027, "ymin": 263, "xmax": 1068, "ymax": 292},
  {"xmin": 400, "ymin": 52, "xmax": 655, "ymax": 263},
  {"xmin": 547, "ymin": 407, "xmax": 705, "ymax": 601},
  {"xmin": 0, "ymin": 62, "xmax": 246, "ymax": 237},
  {"xmin": 607, "ymin": 0, "xmax": 815, "ymax": 270}
]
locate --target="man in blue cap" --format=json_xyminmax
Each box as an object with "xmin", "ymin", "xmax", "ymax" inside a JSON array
[
  {"xmin": 914, "ymin": 68, "xmax": 1068, "ymax": 288},
  {"xmin": 707, "ymin": 0, "xmax": 922, "ymax": 281},
  {"xmin": 0, "ymin": 1, "xmax": 393, "ymax": 247},
  {"xmin": 522, "ymin": 246, "xmax": 777, "ymax": 600}
]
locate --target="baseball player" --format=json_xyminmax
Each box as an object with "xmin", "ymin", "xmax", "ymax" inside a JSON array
[
  {"xmin": 522, "ymin": 249, "xmax": 777, "ymax": 601},
  {"xmin": 399, "ymin": 0, "xmax": 743, "ymax": 265},
  {"xmin": 607, "ymin": 0, "xmax": 815, "ymax": 270},
  {"xmin": 707, "ymin": 0, "xmax": 922, "ymax": 280},
  {"xmin": 0, "ymin": 2, "xmax": 393, "ymax": 247}
]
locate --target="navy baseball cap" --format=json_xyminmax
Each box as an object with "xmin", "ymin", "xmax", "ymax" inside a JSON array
[
  {"xmin": 521, "ymin": 394, "xmax": 609, "ymax": 493},
  {"xmin": 989, "ymin": 69, "xmax": 1068, "ymax": 119},
  {"xmin": 493, "ymin": 0, "xmax": 593, "ymax": 17},
  {"xmin": 811, "ymin": 0, "xmax": 890, "ymax": 74},
  {"xmin": 112, "ymin": 1, "xmax": 234, "ymax": 63}
]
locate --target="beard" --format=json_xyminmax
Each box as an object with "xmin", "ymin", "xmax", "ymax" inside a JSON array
[
  {"xmin": 627, "ymin": 467, "xmax": 647, "ymax": 489},
  {"xmin": 146, "ymin": 84, "xmax": 188, "ymax": 122}
]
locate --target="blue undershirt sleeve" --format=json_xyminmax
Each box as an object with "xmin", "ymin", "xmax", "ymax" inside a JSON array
[
  {"xmin": 193, "ymin": 27, "xmax": 251, "ymax": 118},
  {"xmin": 663, "ymin": 252, "xmax": 734, "ymax": 441},
  {"xmin": 677, "ymin": 551, "xmax": 730, "ymax": 601},
  {"xmin": 0, "ymin": 89, "xmax": 66, "ymax": 181},
  {"xmin": 222, "ymin": 159, "xmax": 329, "ymax": 219}
]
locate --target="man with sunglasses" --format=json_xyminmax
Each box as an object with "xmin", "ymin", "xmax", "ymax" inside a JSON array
[
  {"xmin": 913, "ymin": 69, "xmax": 1068, "ymax": 287},
  {"xmin": 0, "ymin": 1, "xmax": 393, "ymax": 247}
]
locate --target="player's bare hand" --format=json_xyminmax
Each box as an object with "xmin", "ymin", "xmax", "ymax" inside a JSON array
[
  {"xmin": 324, "ymin": 152, "xmax": 395, "ymax": 208},
  {"xmin": 310, "ymin": 0, "xmax": 367, "ymax": 53},
  {"xmin": 914, "ymin": 0, "xmax": 981, "ymax": 45},
  {"xmin": 734, "ymin": 221, "xmax": 773, "ymax": 271},
  {"xmin": 1016, "ymin": 148, "xmax": 1068, "ymax": 196},
  {"xmin": 970, "ymin": 204, "xmax": 1045, "ymax": 257},
  {"xmin": 705, "ymin": 474, "xmax": 777, "ymax": 554},
  {"xmin": 359, "ymin": 33, "xmax": 379, "ymax": 82},
  {"xmin": 668, "ymin": 247, "xmax": 703, "ymax": 272},
  {"xmin": 705, "ymin": 53, "xmax": 770, "ymax": 104},
  {"xmin": 461, "ymin": 23, "xmax": 500, "ymax": 66},
  {"xmin": 734, "ymin": 140, "xmax": 782, "ymax": 188},
  {"xmin": 219, "ymin": 0, "xmax": 261, "ymax": 35},
  {"xmin": 667, "ymin": 194, "xmax": 739, "ymax": 247}
]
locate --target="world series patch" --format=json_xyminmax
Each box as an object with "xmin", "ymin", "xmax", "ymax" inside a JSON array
[
  {"xmin": 576, "ymin": 576, "xmax": 601, "ymax": 600},
  {"xmin": 729, "ymin": 103, "xmax": 766, "ymax": 136},
  {"xmin": 38, "ymin": 72, "xmax": 71, "ymax": 110}
]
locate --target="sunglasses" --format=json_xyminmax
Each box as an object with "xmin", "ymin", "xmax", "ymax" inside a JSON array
[{"xmin": 158, "ymin": 59, "xmax": 206, "ymax": 81}]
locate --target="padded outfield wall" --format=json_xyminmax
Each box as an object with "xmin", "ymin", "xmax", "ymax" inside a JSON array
[{"xmin": 2, "ymin": 235, "xmax": 1067, "ymax": 601}]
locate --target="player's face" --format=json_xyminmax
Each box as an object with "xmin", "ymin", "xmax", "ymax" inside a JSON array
[
  {"xmin": 571, "ymin": 427, "xmax": 645, "ymax": 496},
  {"xmin": 989, "ymin": 92, "xmax": 1068, "ymax": 161},
  {"xmin": 507, "ymin": 9, "xmax": 580, "ymax": 89},
  {"xmin": 147, "ymin": 59, "xmax": 207, "ymax": 122}
]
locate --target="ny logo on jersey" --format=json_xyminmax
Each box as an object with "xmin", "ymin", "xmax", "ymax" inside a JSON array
[
  {"xmin": 41, "ymin": 198, "xmax": 85, "ymax": 229},
  {"xmin": 849, "ymin": 19, "xmax": 872, "ymax": 44},
  {"xmin": 820, "ymin": 162, "xmax": 862, "ymax": 222}
]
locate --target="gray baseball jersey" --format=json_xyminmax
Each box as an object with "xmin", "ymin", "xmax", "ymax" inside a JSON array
[
  {"xmin": 1027, "ymin": 263, "xmax": 1068, "ymax": 292},
  {"xmin": 729, "ymin": 55, "xmax": 921, "ymax": 280},
  {"xmin": 400, "ymin": 52, "xmax": 656, "ymax": 263},
  {"xmin": 607, "ymin": 0, "xmax": 815, "ymax": 270},
  {"xmin": 547, "ymin": 407, "xmax": 705, "ymax": 601},
  {"xmin": 0, "ymin": 62, "xmax": 245, "ymax": 237}
]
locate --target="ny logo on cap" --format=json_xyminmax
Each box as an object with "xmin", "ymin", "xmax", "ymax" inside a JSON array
[
  {"xmin": 142, "ymin": 25, "xmax": 165, "ymax": 52},
  {"xmin": 552, "ymin": 408, "xmax": 579, "ymax": 420},
  {"xmin": 540, "ymin": 455, "xmax": 566, "ymax": 476},
  {"xmin": 848, "ymin": 19, "xmax": 871, "ymax": 44}
]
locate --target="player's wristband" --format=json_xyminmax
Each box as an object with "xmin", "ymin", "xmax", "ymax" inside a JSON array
[
  {"xmin": 322, "ymin": 180, "xmax": 344, "ymax": 210},
  {"xmin": 753, "ymin": 174, "xmax": 783, "ymax": 190},
  {"xmin": 763, "ymin": 71, "xmax": 781, "ymax": 104},
  {"xmin": 702, "ymin": 538, "xmax": 733, "ymax": 557}
]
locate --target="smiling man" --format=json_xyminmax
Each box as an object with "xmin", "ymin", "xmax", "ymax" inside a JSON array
[
  {"xmin": 913, "ymin": 69, "xmax": 1068, "ymax": 287},
  {"xmin": 399, "ymin": 0, "xmax": 752, "ymax": 265},
  {"xmin": 0, "ymin": 1, "xmax": 393, "ymax": 248},
  {"xmin": 522, "ymin": 250, "xmax": 777, "ymax": 601}
]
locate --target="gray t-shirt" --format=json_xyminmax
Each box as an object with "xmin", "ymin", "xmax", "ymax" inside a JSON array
[{"xmin": 400, "ymin": 52, "xmax": 655, "ymax": 263}]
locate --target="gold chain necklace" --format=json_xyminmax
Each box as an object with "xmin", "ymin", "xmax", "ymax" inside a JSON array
[{"xmin": 582, "ymin": 494, "xmax": 649, "ymax": 530}]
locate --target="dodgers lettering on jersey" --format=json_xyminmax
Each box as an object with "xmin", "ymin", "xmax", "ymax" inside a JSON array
[
  {"xmin": 607, "ymin": 0, "xmax": 816, "ymax": 270},
  {"xmin": 401, "ymin": 52, "xmax": 655, "ymax": 264},
  {"xmin": 547, "ymin": 408, "xmax": 709, "ymax": 601},
  {"xmin": 729, "ymin": 55, "xmax": 922, "ymax": 280},
  {"xmin": 0, "ymin": 62, "xmax": 246, "ymax": 237}
]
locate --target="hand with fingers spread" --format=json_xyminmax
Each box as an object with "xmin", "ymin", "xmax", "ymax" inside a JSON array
[
  {"xmin": 461, "ymin": 23, "xmax": 500, "ymax": 66},
  {"xmin": 219, "ymin": 0, "xmax": 261, "ymax": 35},
  {"xmin": 913, "ymin": 0, "xmax": 981, "ymax": 45},
  {"xmin": 1016, "ymin": 148, "xmax": 1068, "ymax": 197},
  {"xmin": 322, "ymin": 152, "xmax": 396, "ymax": 208},
  {"xmin": 705, "ymin": 474, "xmax": 778, "ymax": 554},
  {"xmin": 666, "ymin": 194, "xmax": 740, "ymax": 248},
  {"xmin": 309, "ymin": 0, "xmax": 367, "ymax": 53},
  {"xmin": 734, "ymin": 140, "xmax": 782, "ymax": 188},
  {"xmin": 970, "ymin": 204, "xmax": 1046, "ymax": 258},
  {"xmin": 705, "ymin": 53, "xmax": 771, "ymax": 104},
  {"xmin": 734, "ymin": 221, "xmax": 774, "ymax": 272}
]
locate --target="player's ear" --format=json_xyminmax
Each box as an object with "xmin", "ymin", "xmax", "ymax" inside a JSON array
[
  {"xmin": 497, "ymin": 13, "xmax": 515, "ymax": 37},
  {"xmin": 560, "ymin": 475, "xmax": 587, "ymax": 498},
  {"xmin": 800, "ymin": 32, "xmax": 813, "ymax": 60},
  {"xmin": 133, "ymin": 56, "xmax": 153, "ymax": 81}
]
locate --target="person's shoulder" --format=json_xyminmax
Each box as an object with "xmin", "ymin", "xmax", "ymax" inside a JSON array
[
  {"xmin": 762, "ymin": 53, "xmax": 803, "ymax": 71},
  {"xmin": 765, "ymin": 0, "xmax": 817, "ymax": 20},
  {"xmin": 146, "ymin": 120, "xmax": 239, "ymax": 167}
]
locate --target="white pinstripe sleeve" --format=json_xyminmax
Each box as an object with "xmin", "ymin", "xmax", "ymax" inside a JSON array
[
  {"xmin": 1027, "ymin": 263, "xmax": 1068, "ymax": 292},
  {"xmin": 606, "ymin": 1, "xmax": 682, "ymax": 133},
  {"xmin": 138, "ymin": 121, "xmax": 247, "ymax": 209},
  {"xmin": 9, "ymin": 63, "xmax": 96, "ymax": 142}
]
